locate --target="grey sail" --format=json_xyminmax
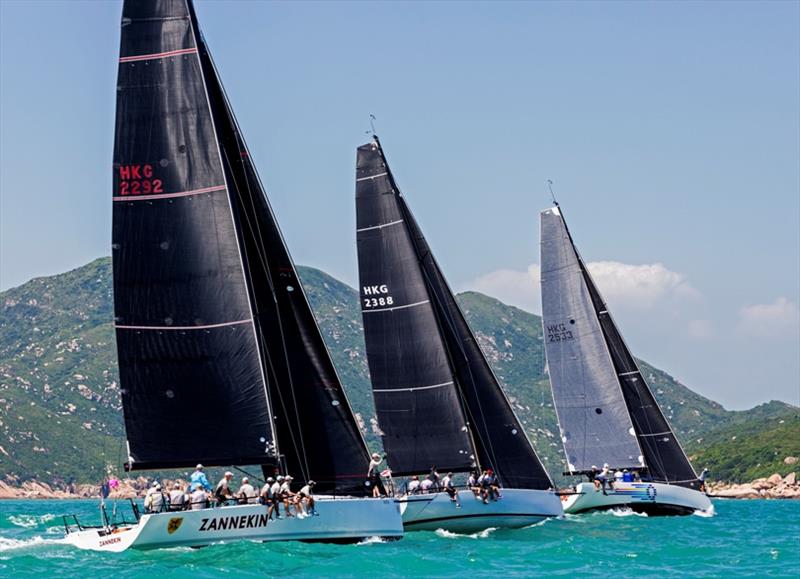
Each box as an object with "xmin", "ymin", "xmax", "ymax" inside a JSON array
[{"xmin": 540, "ymin": 206, "xmax": 644, "ymax": 472}]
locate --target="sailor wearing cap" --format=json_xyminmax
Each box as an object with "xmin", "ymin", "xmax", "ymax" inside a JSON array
[
  {"xmin": 269, "ymin": 476, "xmax": 282, "ymax": 519},
  {"xmin": 367, "ymin": 452, "xmax": 384, "ymax": 498},
  {"xmin": 280, "ymin": 475, "xmax": 297, "ymax": 517},
  {"xmin": 215, "ymin": 471, "xmax": 235, "ymax": 505},
  {"xmin": 169, "ymin": 481, "xmax": 187, "ymax": 511},
  {"xmin": 190, "ymin": 482, "xmax": 208, "ymax": 510},
  {"xmin": 298, "ymin": 480, "xmax": 317, "ymax": 516},
  {"xmin": 190, "ymin": 464, "xmax": 212, "ymax": 492},
  {"xmin": 145, "ymin": 482, "xmax": 165, "ymax": 513}
]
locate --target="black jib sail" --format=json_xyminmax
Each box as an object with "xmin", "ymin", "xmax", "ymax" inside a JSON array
[
  {"xmin": 114, "ymin": 0, "xmax": 369, "ymax": 495},
  {"xmin": 356, "ymin": 137, "xmax": 553, "ymax": 490},
  {"xmin": 540, "ymin": 206, "xmax": 700, "ymax": 488}
]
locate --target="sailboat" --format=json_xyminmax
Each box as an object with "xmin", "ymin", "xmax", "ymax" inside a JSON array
[
  {"xmin": 354, "ymin": 136, "xmax": 563, "ymax": 532},
  {"xmin": 62, "ymin": 0, "xmax": 402, "ymax": 551},
  {"xmin": 540, "ymin": 204, "xmax": 713, "ymax": 515}
]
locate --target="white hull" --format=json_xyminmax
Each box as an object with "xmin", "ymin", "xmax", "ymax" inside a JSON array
[
  {"xmin": 63, "ymin": 497, "xmax": 403, "ymax": 551},
  {"xmin": 561, "ymin": 482, "xmax": 714, "ymax": 516},
  {"xmin": 398, "ymin": 488, "xmax": 563, "ymax": 533}
]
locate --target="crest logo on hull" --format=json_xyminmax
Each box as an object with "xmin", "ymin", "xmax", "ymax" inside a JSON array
[{"xmin": 167, "ymin": 517, "xmax": 184, "ymax": 534}]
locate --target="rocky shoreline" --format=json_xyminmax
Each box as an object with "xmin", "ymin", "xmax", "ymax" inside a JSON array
[
  {"xmin": 1, "ymin": 473, "xmax": 798, "ymax": 500},
  {"xmin": 706, "ymin": 472, "xmax": 799, "ymax": 499},
  {"xmin": 0, "ymin": 477, "xmax": 187, "ymax": 500}
]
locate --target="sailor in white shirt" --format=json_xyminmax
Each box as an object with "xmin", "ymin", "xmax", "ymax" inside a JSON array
[
  {"xmin": 407, "ymin": 475, "xmax": 421, "ymax": 494},
  {"xmin": 237, "ymin": 477, "xmax": 258, "ymax": 504},
  {"xmin": 168, "ymin": 481, "xmax": 186, "ymax": 511},
  {"xmin": 280, "ymin": 475, "xmax": 297, "ymax": 517}
]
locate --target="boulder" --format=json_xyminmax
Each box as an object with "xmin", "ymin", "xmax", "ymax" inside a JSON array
[
  {"xmin": 784, "ymin": 472, "xmax": 796, "ymax": 485},
  {"xmin": 767, "ymin": 473, "xmax": 783, "ymax": 485},
  {"xmin": 752, "ymin": 479, "xmax": 773, "ymax": 490},
  {"xmin": 784, "ymin": 456, "xmax": 799, "ymax": 465}
]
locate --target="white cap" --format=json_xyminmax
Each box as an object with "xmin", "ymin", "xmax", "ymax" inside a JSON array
[
  {"xmin": 277, "ymin": 475, "xmax": 284, "ymax": 481},
  {"xmin": 603, "ymin": 463, "xmax": 609, "ymax": 468},
  {"xmin": 151, "ymin": 481, "xmax": 159, "ymax": 487},
  {"xmin": 196, "ymin": 464, "xmax": 204, "ymax": 469},
  {"xmin": 285, "ymin": 475, "xmax": 293, "ymax": 481},
  {"xmin": 242, "ymin": 477, "xmax": 249, "ymax": 483},
  {"xmin": 372, "ymin": 453, "xmax": 381, "ymax": 460},
  {"xmin": 224, "ymin": 471, "xmax": 233, "ymax": 477},
  {"xmin": 174, "ymin": 482, "xmax": 181, "ymax": 488},
  {"xmin": 155, "ymin": 483, "xmax": 161, "ymax": 490},
  {"xmin": 266, "ymin": 477, "xmax": 274, "ymax": 483}
]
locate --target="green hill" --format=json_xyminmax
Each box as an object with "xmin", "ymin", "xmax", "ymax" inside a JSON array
[
  {"xmin": 1, "ymin": 258, "xmax": 796, "ymax": 485},
  {"xmin": 685, "ymin": 413, "xmax": 800, "ymax": 482}
]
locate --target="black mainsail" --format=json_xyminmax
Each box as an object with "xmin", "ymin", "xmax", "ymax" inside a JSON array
[
  {"xmin": 540, "ymin": 206, "xmax": 700, "ymax": 488},
  {"xmin": 113, "ymin": 0, "xmax": 369, "ymax": 495},
  {"xmin": 356, "ymin": 137, "xmax": 553, "ymax": 490}
]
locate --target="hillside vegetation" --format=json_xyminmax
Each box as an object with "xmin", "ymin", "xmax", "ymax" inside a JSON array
[{"xmin": 1, "ymin": 258, "xmax": 796, "ymax": 485}]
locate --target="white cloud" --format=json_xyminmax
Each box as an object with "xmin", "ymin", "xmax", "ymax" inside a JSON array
[
  {"xmin": 464, "ymin": 261, "xmax": 698, "ymax": 314},
  {"xmin": 737, "ymin": 297, "xmax": 800, "ymax": 337},
  {"xmin": 585, "ymin": 261, "xmax": 700, "ymax": 309},
  {"xmin": 467, "ymin": 265, "xmax": 541, "ymax": 313}
]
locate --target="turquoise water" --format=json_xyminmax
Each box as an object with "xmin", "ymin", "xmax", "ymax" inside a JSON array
[{"xmin": 1, "ymin": 499, "xmax": 798, "ymax": 577}]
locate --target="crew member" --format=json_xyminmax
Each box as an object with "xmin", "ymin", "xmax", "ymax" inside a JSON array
[
  {"xmin": 215, "ymin": 471, "xmax": 235, "ymax": 505},
  {"xmin": 169, "ymin": 481, "xmax": 186, "ymax": 511},
  {"xmin": 367, "ymin": 452, "xmax": 385, "ymax": 498},
  {"xmin": 237, "ymin": 477, "xmax": 258, "ymax": 504},
  {"xmin": 190, "ymin": 464, "xmax": 212, "ymax": 492},
  {"xmin": 280, "ymin": 475, "xmax": 297, "ymax": 517},
  {"xmin": 442, "ymin": 472, "xmax": 461, "ymax": 508},
  {"xmin": 406, "ymin": 475, "xmax": 421, "ymax": 495},
  {"xmin": 298, "ymin": 480, "xmax": 317, "ymax": 516},
  {"xmin": 190, "ymin": 483, "xmax": 208, "ymax": 510}
]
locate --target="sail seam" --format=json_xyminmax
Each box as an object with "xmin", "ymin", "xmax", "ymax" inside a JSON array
[
  {"xmin": 618, "ymin": 371, "xmax": 639, "ymax": 376},
  {"xmin": 374, "ymin": 381, "xmax": 454, "ymax": 393},
  {"xmin": 119, "ymin": 47, "xmax": 198, "ymax": 63},
  {"xmin": 638, "ymin": 431, "xmax": 672, "ymax": 437},
  {"xmin": 356, "ymin": 172, "xmax": 388, "ymax": 182},
  {"xmin": 356, "ymin": 219, "xmax": 404, "ymax": 232},
  {"xmin": 112, "ymin": 184, "xmax": 226, "ymax": 202},
  {"xmin": 361, "ymin": 299, "xmax": 429, "ymax": 313},
  {"xmin": 115, "ymin": 319, "xmax": 251, "ymax": 331}
]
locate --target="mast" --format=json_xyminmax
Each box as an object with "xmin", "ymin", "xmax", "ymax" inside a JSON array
[
  {"xmin": 356, "ymin": 137, "xmax": 553, "ymax": 490},
  {"xmin": 542, "ymin": 205, "xmax": 700, "ymax": 488}
]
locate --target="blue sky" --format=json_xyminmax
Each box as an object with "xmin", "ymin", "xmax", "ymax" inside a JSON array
[{"xmin": 1, "ymin": 1, "xmax": 798, "ymax": 410}]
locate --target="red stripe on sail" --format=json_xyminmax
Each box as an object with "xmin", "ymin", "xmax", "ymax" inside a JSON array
[{"xmin": 119, "ymin": 47, "xmax": 198, "ymax": 64}]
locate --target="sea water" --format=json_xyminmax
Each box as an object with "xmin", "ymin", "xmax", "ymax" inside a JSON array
[{"xmin": 1, "ymin": 499, "xmax": 797, "ymax": 577}]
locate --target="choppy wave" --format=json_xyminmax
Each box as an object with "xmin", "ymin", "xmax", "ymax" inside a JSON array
[
  {"xmin": 7, "ymin": 514, "xmax": 57, "ymax": 528},
  {"xmin": 0, "ymin": 536, "xmax": 62, "ymax": 552},
  {"xmin": 356, "ymin": 536, "xmax": 388, "ymax": 546},
  {"xmin": 435, "ymin": 526, "xmax": 497, "ymax": 539},
  {"xmin": 609, "ymin": 507, "xmax": 648, "ymax": 517}
]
